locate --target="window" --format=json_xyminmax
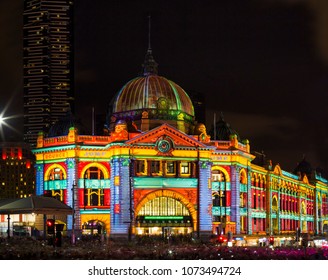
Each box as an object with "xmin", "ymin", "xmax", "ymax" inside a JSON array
[
  {"xmin": 240, "ymin": 193, "xmax": 246, "ymax": 207},
  {"xmin": 150, "ymin": 161, "xmax": 162, "ymax": 175},
  {"xmin": 212, "ymin": 191, "xmax": 226, "ymax": 207},
  {"xmin": 85, "ymin": 189, "xmax": 104, "ymax": 207},
  {"xmin": 49, "ymin": 167, "xmax": 64, "ymax": 180},
  {"xmin": 83, "ymin": 166, "xmax": 106, "ymax": 207},
  {"xmin": 166, "ymin": 161, "xmax": 176, "ymax": 175},
  {"xmin": 180, "ymin": 162, "xmax": 190, "ymax": 175},
  {"xmin": 138, "ymin": 196, "xmax": 190, "ymax": 216},
  {"xmin": 212, "ymin": 170, "xmax": 225, "ymax": 182},
  {"xmin": 135, "ymin": 160, "xmax": 146, "ymax": 175},
  {"xmin": 85, "ymin": 166, "xmax": 104, "ymax": 179}
]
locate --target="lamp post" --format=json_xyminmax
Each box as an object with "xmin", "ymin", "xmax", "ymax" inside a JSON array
[
  {"xmin": 7, "ymin": 214, "xmax": 10, "ymax": 239},
  {"xmin": 72, "ymin": 180, "xmax": 76, "ymax": 244}
]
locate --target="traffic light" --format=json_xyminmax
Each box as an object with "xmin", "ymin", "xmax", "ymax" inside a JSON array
[
  {"xmin": 46, "ymin": 219, "xmax": 55, "ymax": 234},
  {"xmin": 218, "ymin": 235, "xmax": 224, "ymax": 244},
  {"xmin": 269, "ymin": 236, "xmax": 274, "ymax": 246}
]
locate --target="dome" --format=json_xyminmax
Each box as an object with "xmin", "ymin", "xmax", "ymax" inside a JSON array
[
  {"xmin": 210, "ymin": 112, "xmax": 240, "ymax": 141},
  {"xmin": 293, "ymin": 156, "xmax": 312, "ymax": 177},
  {"xmin": 107, "ymin": 48, "xmax": 195, "ymax": 133},
  {"xmin": 113, "ymin": 75, "xmax": 194, "ymax": 116},
  {"xmin": 48, "ymin": 111, "xmax": 87, "ymax": 137}
]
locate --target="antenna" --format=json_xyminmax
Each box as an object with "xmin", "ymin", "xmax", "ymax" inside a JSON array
[
  {"xmin": 92, "ymin": 106, "xmax": 95, "ymax": 136},
  {"xmin": 213, "ymin": 112, "xmax": 216, "ymax": 140},
  {"xmin": 148, "ymin": 15, "xmax": 151, "ymax": 50}
]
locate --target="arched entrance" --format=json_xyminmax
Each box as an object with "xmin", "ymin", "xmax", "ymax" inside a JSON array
[
  {"xmin": 135, "ymin": 190, "xmax": 196, "ymax": 237},
  {"xmin": 82, "ymin": 220, "xmax": 105, "ymax": 235}
]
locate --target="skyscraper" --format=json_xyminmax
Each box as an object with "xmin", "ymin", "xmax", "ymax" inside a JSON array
[
  {"xmin": 23, "ymin": 0, "xmax": 74, "ymax": 146},
  {"xmin": 0, "ymin": 142, "xmax": 35, "ymax": 199}
]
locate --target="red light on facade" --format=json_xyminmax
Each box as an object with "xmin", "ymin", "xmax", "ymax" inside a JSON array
[
  {"xmin": 26, "ymin": 160, "xmax": 31, "ymax": 169},
  {"xmin": 18, "ymin": 148, "xmax": 22, "ymax": 160},
  {"xmin": 114, "ymin": 204, "xmax": 120, "ymax": 214}
]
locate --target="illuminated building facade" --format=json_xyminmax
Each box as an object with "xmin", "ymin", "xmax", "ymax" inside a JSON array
[
  {"xmin": 32, "ymin": 48, "xmax": 328, "ymax": 240},
  {"xmin": 0, "ymin": 142, "xmax": 35, "ymax": 199},
  {"xmin": 23, "ymin": 0, "xmax": 74, "ymax": 146}
]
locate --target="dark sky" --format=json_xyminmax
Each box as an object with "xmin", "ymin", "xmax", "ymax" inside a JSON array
[{"xmin": 1, "ymin": 0, "xmax": 328, "ymax": 173}]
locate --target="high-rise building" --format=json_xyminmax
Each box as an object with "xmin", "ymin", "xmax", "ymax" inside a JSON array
[
  {"xmin": 0, "ymin": 142, "xmax": 35, "ymax": 199},
  {"xmin": 23, "ymin": 0, "xmax": 74, "ymax": 146}
]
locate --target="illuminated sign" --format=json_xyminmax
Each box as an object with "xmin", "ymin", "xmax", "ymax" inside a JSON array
[
  {"xmin": 81, "ymin": 151, "xmax": 108, "ymax": 158},
  {"xmin": 44, "ymin": 151, "xmax": 67, "ymax": 160}
]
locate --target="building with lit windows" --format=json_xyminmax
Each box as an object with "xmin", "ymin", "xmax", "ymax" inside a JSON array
[
  {"xmin": 23, "ymin": 0, "xmax": 74, "ymax": 146},
  {"xmin": 32, "ymin": 47, "xmax": 328, "ymax": 241},
  {"xmin": 0, "ymin": 142, "xmax": 35, "ymax": 199}
]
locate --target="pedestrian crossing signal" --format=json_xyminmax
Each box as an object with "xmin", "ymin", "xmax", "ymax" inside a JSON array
[{"xmin": 46, "ymin": 219, "xmax": 55, "ymax": 234}]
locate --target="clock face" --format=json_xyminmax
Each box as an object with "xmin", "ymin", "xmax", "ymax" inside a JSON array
[{"xmin": 158, "ymin": 139, "xmax": 171, "ymax": 153}]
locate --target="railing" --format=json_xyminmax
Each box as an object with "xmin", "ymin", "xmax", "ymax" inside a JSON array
[{"xmin": 42, "ymin": 135, "xmax": 112, "ymax": 147}]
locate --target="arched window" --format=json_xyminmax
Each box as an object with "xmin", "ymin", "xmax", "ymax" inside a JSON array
[
  {"xmin": 85, "ymin": 166, "xmax": 104, "ymax": 179},
  {"xmin": 84, "ymin": 166, "xmax": 105, "ymax": 207},
  {"xmin": 272, "ymin": 196, "xmax": 278, "ymax": 212},
  {"xmin": 47, "ymin": 167, "xmax": 65, "ymax": 201},
  {"xmin": 212, "ymin": 169, "xmax": 227, "ymax": 208},
  {"xmin": 240, "ymin": 169, "xmax": 247, "ymax": 184},
  {"xmin": 212, "ymin": 170, "xmax": 225, "ymax": 182},
  {"xmin": 138, "ymin": 196, "xmax": 190, "ymax": 216},
  {"xmin": 48, "ymin": 167, "xmax": 64, "ymax": 180}
]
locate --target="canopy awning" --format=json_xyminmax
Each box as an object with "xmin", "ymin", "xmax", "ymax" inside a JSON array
[{"xmin": 0, "ymin": 196, "xmax": 73, "ymax": 215}]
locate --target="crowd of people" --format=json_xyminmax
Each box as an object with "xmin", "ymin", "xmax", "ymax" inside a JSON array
[{"xmin": 0, "ymin": 236, "xmax": 327, "ymax": 260}]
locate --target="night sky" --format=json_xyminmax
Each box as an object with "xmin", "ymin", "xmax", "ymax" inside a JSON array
[{"xmin": 1, "ymin": 0, "xmax": 328, "ymax": 173}]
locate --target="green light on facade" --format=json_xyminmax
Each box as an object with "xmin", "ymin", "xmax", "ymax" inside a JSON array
[{"xmin": 144, "ymin": 216, "xmax": 183, "ymax": 220}]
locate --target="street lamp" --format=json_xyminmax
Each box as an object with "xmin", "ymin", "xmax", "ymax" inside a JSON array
[{"xmin": 0, "ymin": 111, "xmax": 21, "ymax": 140}]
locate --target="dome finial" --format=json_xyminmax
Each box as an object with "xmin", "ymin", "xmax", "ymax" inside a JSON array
[{"xmin": 142, "ymin": 15, "xmax": 158, "ymax": 76}]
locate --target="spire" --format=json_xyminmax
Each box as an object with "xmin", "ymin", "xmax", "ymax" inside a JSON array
[
  {"xmin": 142, "ymin": 15, "xmax": 158, "ymax": 76},
  {"xmin": 219, "ymin": 111, "xmax": 225, "ymax": 121}
]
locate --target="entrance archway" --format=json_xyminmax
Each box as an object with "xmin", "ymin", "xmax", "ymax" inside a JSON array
[
  {"xmin": 82, "ymin": 220, "xmax": 105, "ymax": 235},
  {"xmin": 135, "ymin": 190, "xmax": 196, "ymax": 236}
]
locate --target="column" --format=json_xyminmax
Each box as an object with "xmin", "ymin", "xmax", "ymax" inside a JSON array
[
  {"xmin": 35, "ymin": 164, "xmax": 44, "ymax": 195},
  {"xmin": 110, "ymin": 158, "xmax": 131, "ymax": 239},
  {"xmin": 66, "ymin": 158, "xmax": 77, "ymax": 231},
  {"xmin": 230, "ymin": 165, "xmax": 241, "ymax": 234},
  {"xmin": 248, "ymin": 171, "xmax": 253, "ymax": 235},
  {"xmin": 198, "ymin": 161, "xmax": 212, "ymax": 241}
]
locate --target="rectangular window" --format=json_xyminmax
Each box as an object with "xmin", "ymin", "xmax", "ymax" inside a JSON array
[
  {"xmin": 166, "ymin": 161, "xmax": 176, "ymax": 175},
  {"xmin": 136, "ymin": 160, "xmax": 146, "ymax": 175},
  {"xmin": 150, "ymin": 160, "xmax": 162, "ymax": 175},
  {"xmin": 180, "ymin": 162, "xmax": 190, "ymax": 175}
]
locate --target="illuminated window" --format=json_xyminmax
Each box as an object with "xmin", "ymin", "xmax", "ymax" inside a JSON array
[
  {"xmin": 212, "ymin": 170, "xmax": 225, "ymax": 182},
  {"xmin": 85, "ymin": 166, "xmax": 104, "ymax": 179},
  {"xmin": 83, "ymin": 166, "xmax": 105, "ymax": 207},
  {"xmin": 180, "ymin": 162, "xmax": 190, "ymax": 175},
  {"xmin": 240, "ymin": 193, "xmax": 246, "ymax": 207},
  {"xmin": 138, "ymin": 196, "xmax": 190, "ymax": 216},
  {"xmin": 84, "ymin": 189, "xmax": 104, "ymax": 207},
  {"xmin": 49, "ymin": 167, "xmax": 64, "ymax": 180}
]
